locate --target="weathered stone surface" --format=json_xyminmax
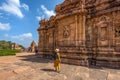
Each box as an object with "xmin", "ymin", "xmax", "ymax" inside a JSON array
[
  {"xmin": 89, "ymin": 69, "xmax": 108, "ymax": 80},
  {"xmin": 0, "ymin": 53, "xmax": 120, "ymax": 80},
  {"xmin": 38, "ymin": 0, "xmax": 120, "ymax": 68}
]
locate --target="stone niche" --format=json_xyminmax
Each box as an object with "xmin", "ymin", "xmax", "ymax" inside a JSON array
[
  {"xmin": 97, "ymin": 16, "xmax": 110, "ymax": 47},
  {"xmin": 38, "ymin": 0, "xmax": 120, "ymax": 68},
  {"xmin": 57, "ymin": 16, "xmax": 76, "ymax": 46},
  {"xmin": 112, "ymin": 10, "xmax": 120, "ymax": 52},
  {"xmin": 114, "ymin": 21, "xmax": 120, "ymax": 52}
]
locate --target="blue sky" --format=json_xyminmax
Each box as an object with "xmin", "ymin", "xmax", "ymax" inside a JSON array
[{"xmin": 0, "ymin": 0, "xmax": 64, "ymax": 48}]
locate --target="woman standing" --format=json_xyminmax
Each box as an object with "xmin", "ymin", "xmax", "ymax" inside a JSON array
[{"xmin": 53, "ymin": 49, "xmax": 61, "ymax": 73}]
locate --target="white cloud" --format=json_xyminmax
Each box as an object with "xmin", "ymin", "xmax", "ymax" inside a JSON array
[
  {"xmin": 37, "ymin": 8, "xmax": 43, "ymax": 15},
  {"xmin": 0, "ymin": 22, "xmax": 11, "ymax": 30},
  {"xmin": 10, "ymin": 0, "xmax": 21, "ymax": 6},
  {"xmin": 0, "ymin": 0, "xmax": 23, "ymax": 18},
  {"xmin": 36, "ymin": 16, "xmax": 41, "ymax": 21},
  {"xmin": 41, "ymin": 5, "xmax": 55, "ymax": 18},
  {"xmin": 21, "ymin": 3, "xmax": 29, "ymax": 11},
  {"xmin": 4, "ymin": 33, "xmax": 33, "ymax": 48},
  {"xmin": 0, "ymin": 0, "xmax": 29, "ymax": 18},
  {"xmin": 11, "ymin": 33, "xmax": 32, "ymax": 41},
  {"xmin": 36, "ymin": 15, "xmax": 44, "ymax": 21}
]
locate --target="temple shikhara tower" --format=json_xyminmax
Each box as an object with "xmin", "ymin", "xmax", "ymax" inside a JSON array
[
  {"xmin": 29, "ymin": 41, "xmax": 37, "ymax": 52},
  {"xmin": 38, "ymin": 0, "xmax": 120, "ymax": 68}
]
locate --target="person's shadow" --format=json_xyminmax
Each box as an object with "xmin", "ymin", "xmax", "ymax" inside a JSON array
[{"xmin": 41, "ymin": 69, "xmax": 55, "ymax": 72}]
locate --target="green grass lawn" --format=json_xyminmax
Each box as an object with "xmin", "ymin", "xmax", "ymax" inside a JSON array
[{"xmin": 0, "ymin": 50, "xmax": 21, "ymax": 56}]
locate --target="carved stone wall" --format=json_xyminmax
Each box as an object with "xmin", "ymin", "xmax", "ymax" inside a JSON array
[{"xmin": 38, "ymin": 0, "xmax": 120, "ymax": 68}]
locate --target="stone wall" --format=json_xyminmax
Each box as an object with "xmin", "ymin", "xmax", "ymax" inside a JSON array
[
  {"xmin": 37, "ymin": 0, "xmax": 120, "ymax": 68},
  {"xmin": 85, "ymin": 0, "xmax": 120, "ymax": 68}
]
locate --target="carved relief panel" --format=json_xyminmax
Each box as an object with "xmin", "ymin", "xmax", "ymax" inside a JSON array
[
  {"xmin": 57, "ymin": 16, "xmax": 75, "ymax": 46},
  {"xmin": 62, "ymin": 25, "xmax": 71, "ymax": 46},
  {"xmin": 115, "ymin": 26, "xmax": 120, "ymax": 38},
  {"xmin": 113, "ymin": 11, "xmax": 120, "ymax": 38},
  {"xmin": 99, "ymin": 16, "xmax": 108, "ymax": 40},
  {"xmin": 100, "ymin": 27, "xmax": 107, "ymax": 40},
  {"xmin": 63, "ymin": 26, "xmax": 70, "ymax": 38},
  {"xmin": 114, "ymin": 25, "xmax": 120, "ymax": 45},
  {"xmin": 96, "ymin": 16, "xmax": 109, "ymax": 46},
  {"xmin": 112, "ymin": 11, "xmax": 120, "ymax": 45}
]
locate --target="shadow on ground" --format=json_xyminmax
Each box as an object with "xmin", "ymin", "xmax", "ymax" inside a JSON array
[
  {"xmin": 17, "ymin": 54, "xmax": 52, "ymax": 63},
  {"xmin": 41, "ymin": 69, "xmax": 55, "ymax": 72},
  {"xmin": 17, "ymin": 53, "xmax": 120, "ymax": 70}
]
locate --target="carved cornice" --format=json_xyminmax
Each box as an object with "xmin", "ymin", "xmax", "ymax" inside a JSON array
[
  {"xmin": 87, "ymin": 6, "xmax": 120, "ymax": 19},
  {"xmin": 38, "ymin": 0, "xmax": 120, "ymax": 29},
  {"xmin": 55, "ymin": 0, "xmax": 85, "ymax": 16},
  {"xmin": 86, "ymin": 0, "xmax": 120, "ymax": 18},
  {"xmin": 85, "ymin": 0, "xmax": 109, "ymax": 8},
  {"xmin": 38, "ymin": 19, "xmax": 56, "ymax": 31}
]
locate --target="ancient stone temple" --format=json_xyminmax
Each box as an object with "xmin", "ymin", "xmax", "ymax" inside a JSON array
[
  {"xmin": 29, "ymin": 41, "xmax": 37, "ymax": 52},
  {"xmin": 38, "ymin": 0, "xmax": 120, "ymax": 68}
]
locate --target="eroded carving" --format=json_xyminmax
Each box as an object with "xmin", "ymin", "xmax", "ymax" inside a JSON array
[
  {"xmin": 63, "ymin": 26, "xmax": 70, "ymax": 38},
  {"xmin": 101, "ymin": 27, "xmax": 107, "ymax": 40},
  {"xmin": 115, "ymin": 26, "xmax": 120, "ymax": 37}
]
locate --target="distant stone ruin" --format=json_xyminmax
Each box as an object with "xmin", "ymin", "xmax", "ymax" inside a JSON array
[
  {"xmin": 29, "ymin": 41, "xmax": 37, "ymax": 53},
  {"xmin": 11, "ymin": 43, "xmax": 22, "ymax": 50}
]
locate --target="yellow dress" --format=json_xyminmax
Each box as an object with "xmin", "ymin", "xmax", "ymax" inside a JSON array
[{"xmin": 54, "ymin": 52, "xmax": 60, "ymax": 71}]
